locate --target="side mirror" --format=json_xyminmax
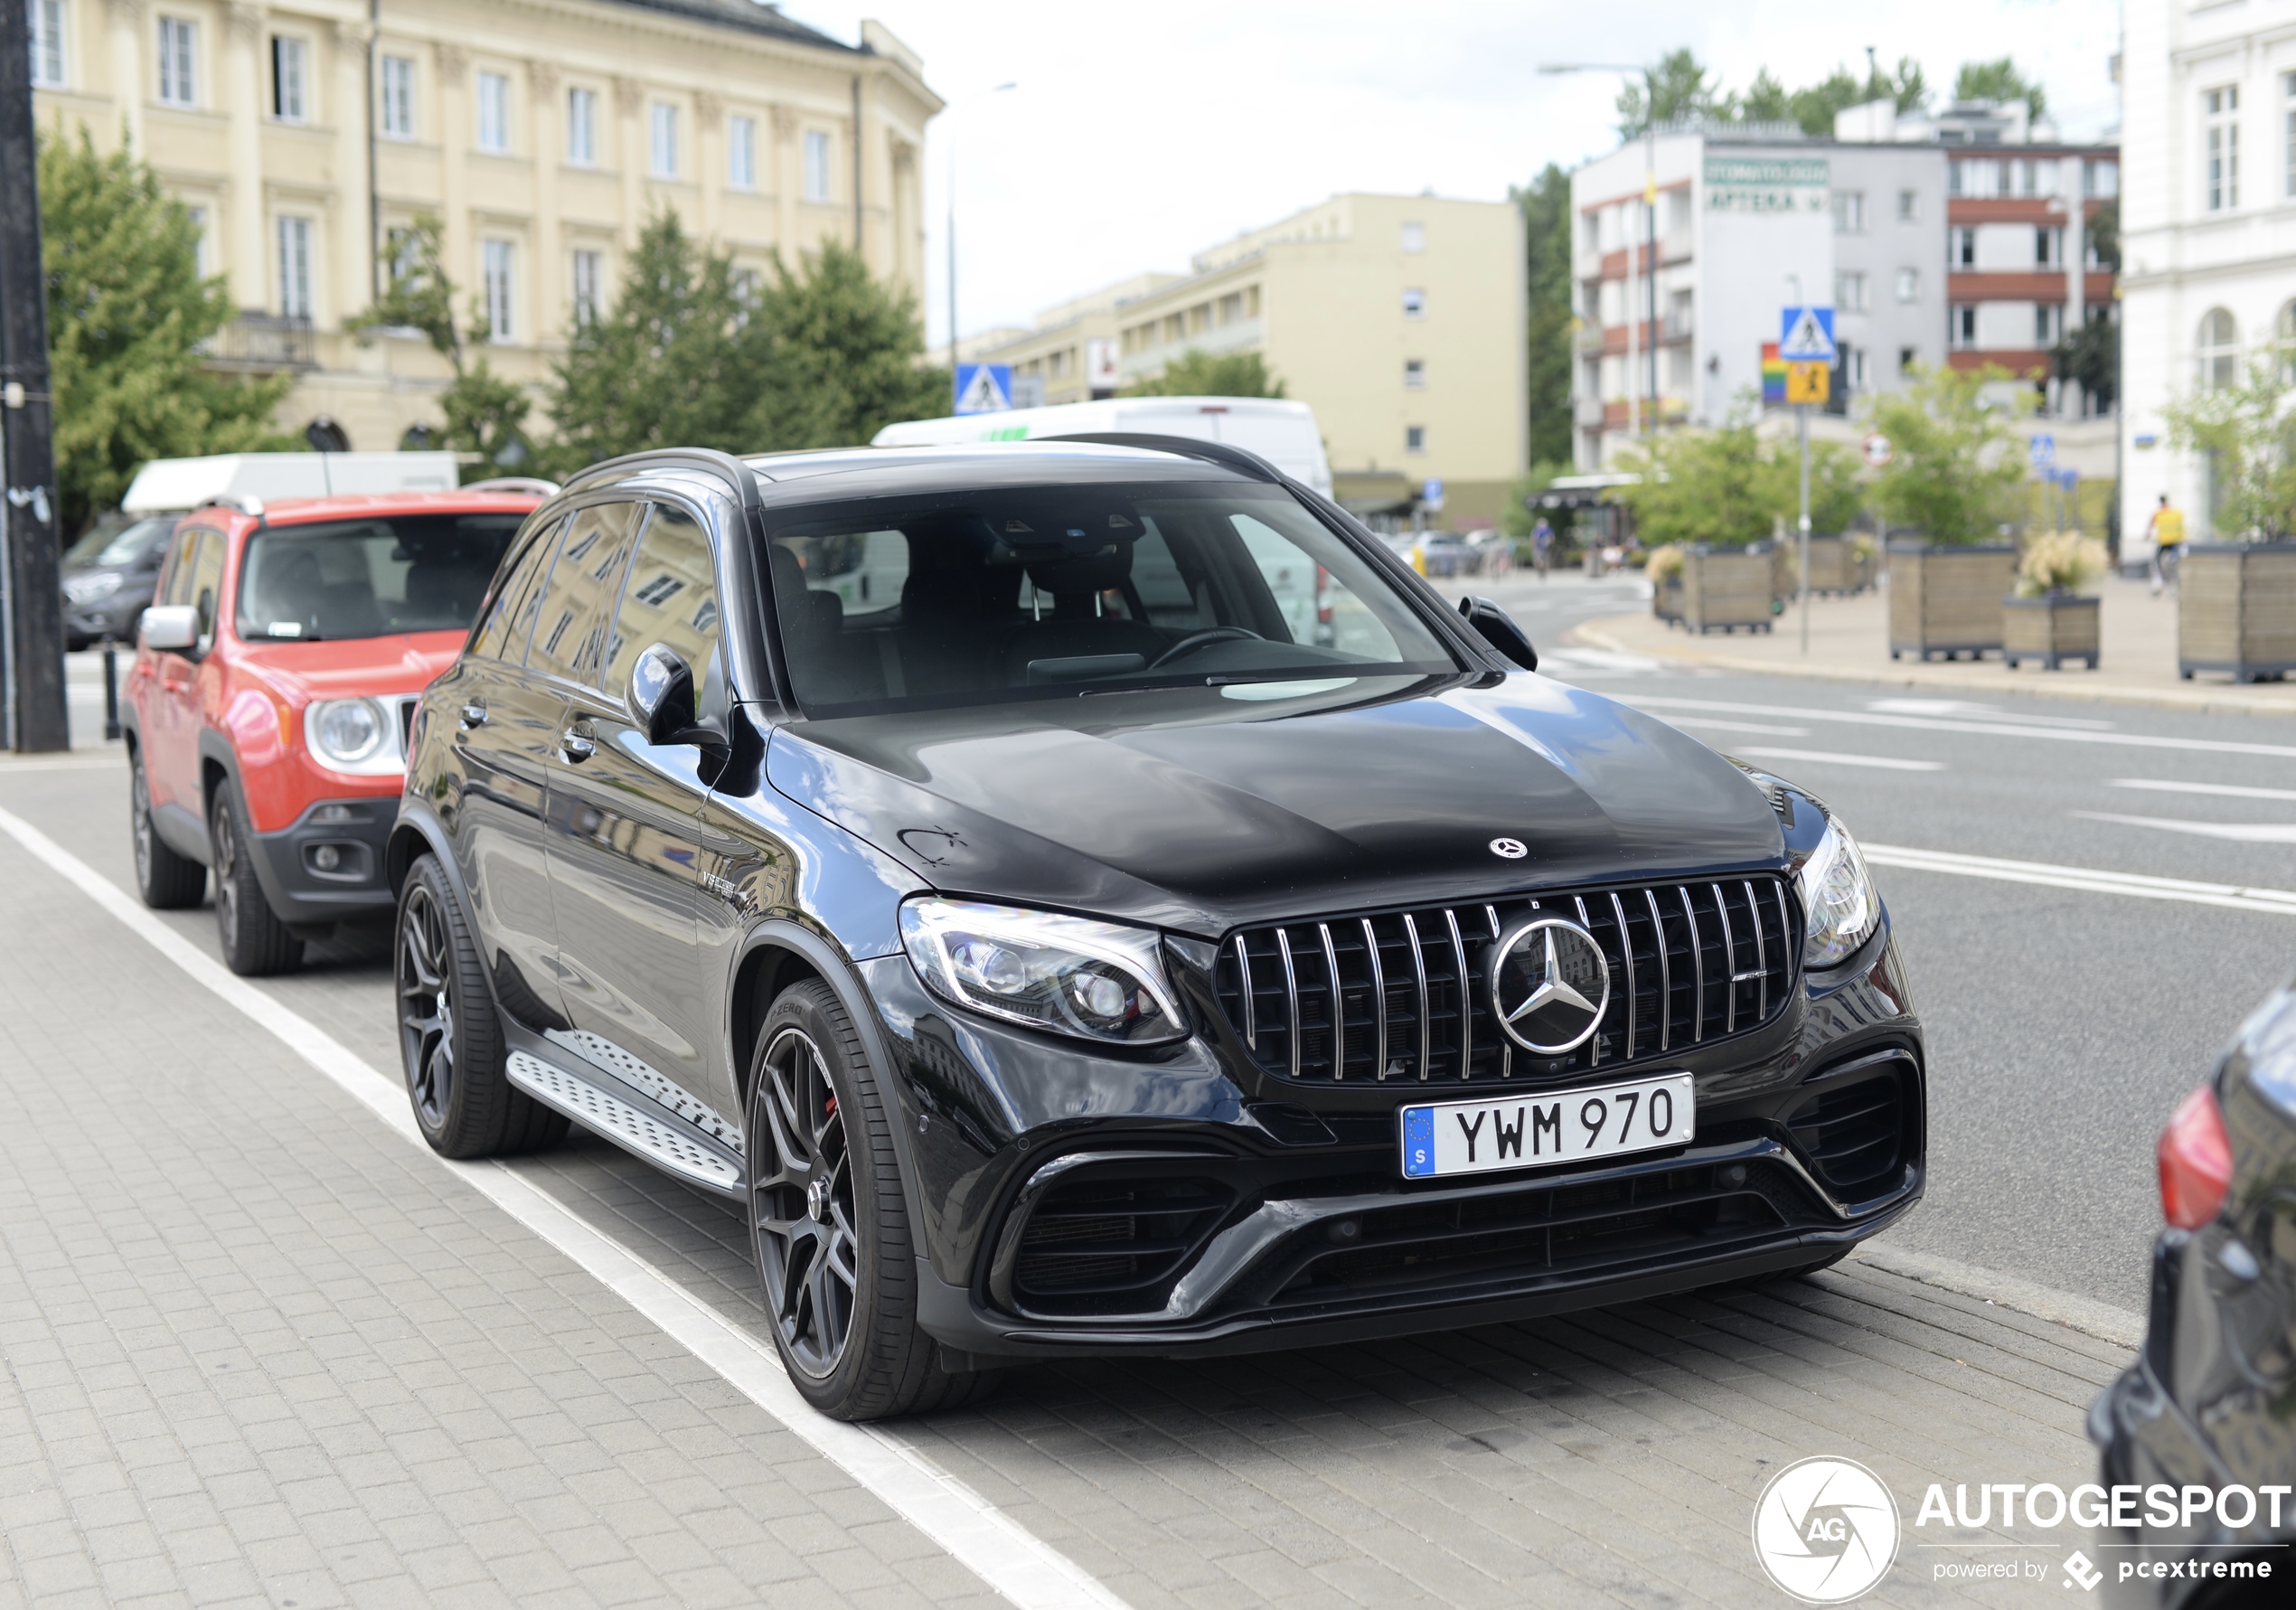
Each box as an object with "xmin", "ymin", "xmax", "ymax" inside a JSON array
[
  {"xmin": 140, "ymin": 604, "xmax": 198, "ymax": 653},
  {"xmin": 1458, "ymin": 596, "xmax": 1538, "ymax": 672},
  {"xmin": 627, "ymin": 643, "xmax": 723, "ymax": 752}
]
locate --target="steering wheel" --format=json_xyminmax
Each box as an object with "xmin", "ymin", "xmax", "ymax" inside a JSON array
[{"xmin": 1149, "ymin": 626, "xmax": 1264, "ymax": 669}]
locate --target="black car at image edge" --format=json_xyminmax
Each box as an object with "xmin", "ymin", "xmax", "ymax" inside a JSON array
[{"xmin": 385, "ymin": 436, "xmax": 1926, "ymax": 1420}]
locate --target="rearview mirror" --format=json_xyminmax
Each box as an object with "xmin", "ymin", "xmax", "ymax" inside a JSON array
[
  {"xmin": 1458, "ymin": 596, "xmax": 1538, "ymax": 672},
  {"xmin": 627, "ymin": 643, "xmax": 723, "ymax": 752},
  {"xmin": 140, "ymin": 604, "xmax": 198, "ymax": 653}
]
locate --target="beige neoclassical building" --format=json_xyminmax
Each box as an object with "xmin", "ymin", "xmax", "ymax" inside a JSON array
[{"xmin": 30, "ymin": 0, "xmax": 939, "ymax": 453}]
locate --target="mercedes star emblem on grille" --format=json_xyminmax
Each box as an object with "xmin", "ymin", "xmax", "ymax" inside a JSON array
[
  {"xmin": 1489, "ymin": 837, "xmax": 1528, "ymax": 859},
  {"xmin": 1489, "ymin": 918, "xmax": 1612, "ymax": 1054}
]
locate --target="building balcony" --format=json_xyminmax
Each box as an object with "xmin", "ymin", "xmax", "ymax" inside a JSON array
[{"xmin": 204, "ymin": 314, "xmax": 319, "ymax": 372}]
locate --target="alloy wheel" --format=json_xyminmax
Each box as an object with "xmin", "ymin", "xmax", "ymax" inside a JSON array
[
  {"xmin": 212, "ymin": 799, "xmax": 240, "ymax": 930},
  {"xmin": 398, "ymin": 883, "xmax": 456, "ymax": 1127},
  {"xmin": 131, "ymin": 760, "xmax": 153, "ymax": 889},
  {"xmin": 752, "ymin": 1027, "xmax": 858, "ymax": 1379}
]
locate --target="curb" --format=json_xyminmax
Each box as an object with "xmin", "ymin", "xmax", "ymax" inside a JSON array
[
  {"xmin": 1563, "ymin": 619, "xmax": 2296, "ymax": 720},
  {"xmin": 1849, "ymin": 1243, "xmax": 2145, "ymax": 1351}
]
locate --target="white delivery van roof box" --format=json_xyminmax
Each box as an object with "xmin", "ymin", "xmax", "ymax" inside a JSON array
[
  {"xmin": 871, "ymin": 397, "xmax": 1331, "ymax": 496},
  {"xmin": 119, "ymin": 452, "xmax": 463, "ymax": 513}
]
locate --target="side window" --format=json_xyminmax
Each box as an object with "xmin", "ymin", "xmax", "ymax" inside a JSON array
[
  {"xmin": 186, "ymin": 530, "xmax": 228, "ymax": 650},
  {"xmin": 158, "ymin": 528, "xmax": 206, "ymax": 607},
  {"xmin": 601, "ymin": 502, "xmax": 720, "ymax": 705},
  {"xmin": 525, "ymin": 502, "xmax": 642, "ymax": 680},
  {"xmin": 470, "ymin": 516, "xmax": 561, "ymax": 660}
]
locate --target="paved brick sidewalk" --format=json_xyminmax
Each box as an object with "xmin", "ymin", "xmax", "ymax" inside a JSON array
[{"xmin": 0, "ymin": 758, "xmax": 2140, "ymax": 1607}]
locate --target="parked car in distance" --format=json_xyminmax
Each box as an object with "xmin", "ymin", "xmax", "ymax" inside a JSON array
[
  {"xmin": 126, "ymin": 483, "xmax": 548, "ymax": 974},
  {"xmin": 62, "ymin": 513, "xmax": 175, "ymax": 650},
  {"xmin": 2092, "ymin": 974, "xmax": 2296, "ymax": 1608},
  {"xmin": 390, "ymin": 438, "xmax": 1923, "ymax": 1422}
]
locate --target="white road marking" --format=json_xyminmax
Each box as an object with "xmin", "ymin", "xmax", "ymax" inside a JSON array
[
  {"xmin": 1862, "ymin": 841, "xmax": 2296, "ymax": 918},
  {"xmin": 1654, "ymin": 716, "xmax": 1813, "ymax": 737},
  {"xmin": 2073, "ymin": 811, "xmax": 2296, "ymax": 844},
  {"xmin": 1623, "ymin": 694, "xmax": 2296, "ymax": 761},
  {"xmin": 2110, "ymin": 777, "xmax": 2296, "ymax": 803},
  {"xmin": 1866, "ymin": 697, "xmax": 2115, "ymax": 730},
  {"xmin": 0, "ymin": 804, "xmax": 1132, "ymax": 1610},
  {"xmin": 1738, "ymin": 747, "xmax": 1946, "ymax": 772},
  {"xmin": 0, "ymin": 756, "xmax": 126, "ymax": 774}
]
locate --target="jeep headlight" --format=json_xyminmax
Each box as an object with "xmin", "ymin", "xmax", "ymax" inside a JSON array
[
  {"xmin": 306, "ymin": 697, "xmax": 402, "ymax": 775},
  {"xmin": 1797, "ymin": 816, "xmax": 1880, "ymax": 968},
  {"xmin": 900, "ymin": 898, "xmax": 1186, "ymax": 1045}
]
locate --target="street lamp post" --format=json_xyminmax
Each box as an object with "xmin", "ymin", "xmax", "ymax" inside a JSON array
[
  {"xmin": 942, "ymin": 82, "xmax": 1017, "ymax": 381},
  {"xmin": 1539, "ymin": 62, "xmax": 1661, "ymax": 438}
]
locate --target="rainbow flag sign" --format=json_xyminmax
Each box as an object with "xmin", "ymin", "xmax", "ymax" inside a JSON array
[{"xmin": 1760, "ymin": 343, "xmax": 1786, "ymax": 405}]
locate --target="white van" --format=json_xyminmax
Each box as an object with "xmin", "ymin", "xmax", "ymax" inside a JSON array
[
  {"xmin": 119, "ymin": 451, "xmax": 465, "ymax": 513},
  {"xmin": 871, "ymin": 397, "xmax": 1332, "ymax": 496}
]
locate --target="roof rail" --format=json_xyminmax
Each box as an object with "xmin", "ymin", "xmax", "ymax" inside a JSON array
[
  {"xmin": 197, "ymin": 493, "xmax": 266, "ymax": 521},
  {"xmin": 463, "ymin": 476, "xmax": 561, "ymax": 497},
  {"xmin": 1039, "ymin": 431, "xmax": 1282, "ymax": 485}
]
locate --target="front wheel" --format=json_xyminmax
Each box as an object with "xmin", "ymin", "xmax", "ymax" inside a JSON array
[
  {"xmin": 748, "ymin": 980, "xmax": 989, "ymax": 1420},
  {"xmin": 211, "ymin": 780, "xmax": 302, "ymax": 975}
]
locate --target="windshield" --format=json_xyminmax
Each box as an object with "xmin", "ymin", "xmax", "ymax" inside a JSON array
[
  {"xmin": 765, "ymin": 481, "xmax": 1454, "ymax": 716},
  {"xmin": 236, "ymin": 513, "xmax": 524, "ymax": 643},
  {"xmin": 66, "ymin": 515, "xmax": 174, "ymax": 570}
]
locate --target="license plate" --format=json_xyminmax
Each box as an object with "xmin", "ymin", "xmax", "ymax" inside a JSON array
[{"xmin": 1399, "ymin": 1072, "xmax": 1696, "ymax": 1181}]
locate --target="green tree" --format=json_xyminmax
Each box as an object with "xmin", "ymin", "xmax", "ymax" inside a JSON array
[
  {"xmin": 1739, "ymin": 69, "xmax": 1791, "ymax": 124},
  {"xmin": 748, "ymin": 239, "xmax": 947, "ymax": 447},
  {"xmin": 1615, "ymin": 50, "xmax": 1735, "ymax": 136},
  {"xmin": 40, "ymin": 129, "xmax": 294, "ymax": 536},
  {"xmin": 1864, "ymin": 363, "xmax": 2028, "ymax": 542},
  {"xmin": 1613, "ymin": 410, "xmax": 1778, "ymax": 548},
  {"xmin": 2164, "ymin": 350, "xmax": 2296, "ymax": 541},
  {"xmin": 1501, "ymin": 461, "xmax": 1573, "ymax": 540},
  {"xmin": 2085, "ymin": 196, "xmax": 2120, "ymax": 268},
  {"xmin": 361, "ymin": 215, "xmax": 532, "ymax": 477},
  {"xmin": 1755, "ymin": 438, "xmax": 1868, "ymax": 534},
  {"xmin": 1512, "ymin": 162, "xmax": 1574, "ymax": 467},
  {"xmin": 1953, "ymin": 57, "xmax": 2047, "ymax": 118},
  {"xmin": 1121, "ymin": 347, "xmax": 1284, "ymax": 400}
]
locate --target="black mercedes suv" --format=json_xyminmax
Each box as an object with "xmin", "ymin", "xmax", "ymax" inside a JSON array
[{"xmin": 389, "ymin": 438, "xmax": 1925, "ymax": 1420}]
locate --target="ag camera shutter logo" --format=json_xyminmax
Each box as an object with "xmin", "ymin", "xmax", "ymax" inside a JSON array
[{"xmin": 1752, "ymin": 1456, "xmax": 1902, "ymax": 1603}]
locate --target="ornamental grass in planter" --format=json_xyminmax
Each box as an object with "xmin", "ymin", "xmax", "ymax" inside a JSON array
[
  {"xmin": 1647, "ymin": 543, "xmax": 1686, "ymax": 625},
  {"xmin": 2178, "ymin": 542, "xmax": 2296, "ymax": 683},
  {"xmin": 2002, "ymin": 532, "xmax": 2105, "ymax": 671},
  {"xmin": 1887, "ymin": 539, "xmax": 2018, "ymax": 660}
]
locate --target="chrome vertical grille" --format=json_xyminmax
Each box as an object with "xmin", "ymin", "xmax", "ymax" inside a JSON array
[{"xmin": 1212, "ymin": 875, "xmax": 1799, "ymax": 1085}]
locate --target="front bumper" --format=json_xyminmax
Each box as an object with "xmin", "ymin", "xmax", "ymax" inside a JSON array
[
  {"xmin": 859, "ymin": 926, "xmax": 1927, "ymax": 1363},
  {"xmin": 246, "ymin": 797, "xmax": 398, "ymax": 927}
]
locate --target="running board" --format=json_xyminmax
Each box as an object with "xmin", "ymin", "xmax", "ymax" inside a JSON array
[{"xmin": 505, "ymin": 1050, "xmax": 744, "ymax": 1196}]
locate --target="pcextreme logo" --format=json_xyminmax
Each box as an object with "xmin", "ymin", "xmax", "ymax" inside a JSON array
[{"xmin": 1752, "ymin": 1457, "xmax": 1904, "ymax": 1604}]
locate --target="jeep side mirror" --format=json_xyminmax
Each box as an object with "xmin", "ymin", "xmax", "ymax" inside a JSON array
[
  {"xmin": 628, "ymin": 643, "xmax": 725, "ymax": 753},
  {"xmin": 1458, "ymin": 596, "xmax": 1538, "ymax": 672},
  {"xmin": 140, "ymin": 604, "xmax": 198, "ymax": 653}
]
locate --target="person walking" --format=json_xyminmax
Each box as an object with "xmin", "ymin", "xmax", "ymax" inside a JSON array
[
  {"xmin": 1532, "ymin": 516, "xmax": 1554, "ymax": 582},
  {"xmin": 2146, "ymin": 494, "xmax": 2185, "ymax": 596}
]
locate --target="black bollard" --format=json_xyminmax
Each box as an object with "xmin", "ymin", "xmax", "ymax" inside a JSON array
[{"xmin": 102, "ymin": 639, "xmax": 120, "ymax": 741}]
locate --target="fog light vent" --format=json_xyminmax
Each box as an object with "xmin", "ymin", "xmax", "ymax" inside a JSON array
[
  {"xmin": 1009, "ymin": 1175, "xmax": 1233, "ymax": 1318},
  {"xmin": 1786, "ymin": 1071, "xmax": 1907, "ymax": 1197}
]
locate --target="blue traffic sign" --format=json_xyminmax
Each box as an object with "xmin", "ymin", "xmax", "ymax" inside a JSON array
[
  {"xmin": 1779, "ymin": 306, "xmax": 1837, "ymax": 362},
  {"xmin": 2029, "ymin": 433, "xmax": 2056, "ymax": 469},
  {"xmin": 954, "ymin": 363, "xmax": 1014, "ymax": 415}
]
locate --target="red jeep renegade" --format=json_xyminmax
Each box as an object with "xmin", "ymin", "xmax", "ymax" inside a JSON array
[{"xmin": 127, "ymin": 485, "xmax": 548, "ymax": 974}]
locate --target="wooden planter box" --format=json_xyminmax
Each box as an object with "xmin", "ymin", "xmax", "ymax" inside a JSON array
[
  {"xmin": 1678, "ymin": 546, "xmax": 1774, "ymax": 634},
  {"xmin": 1766, "ymin": 536, "xmax": 1877, "ymax": 599},
  {"xmin": 1887, "ymin": 541, "xmax": 2018, "ymax": 660},
  {"xmin": 1653, "ymin": 578, "xmax": 1683, "ymax": 625},
  {"xmin": 2003, "ymin": 594, "xmax": 2100, "ymax": 670},
  {"xmin": 2179, "ymin": 542, "xmax": 2296, "ymax": 683}
]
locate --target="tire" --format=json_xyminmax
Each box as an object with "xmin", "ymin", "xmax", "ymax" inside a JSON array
[
  {"xmin": 209, "ymin": 779, "xmax": 303, "ymax": 975},
  {"xmin": 130, "ymin": 748, "xmax": 206, "ymax": 909},
  {"xmin": 396, "ymin": 854, "xmax": 568, "ymax": 1159},
  {"xmin": 748, "ymin": 979, "xmax": 989, "ymax": 1420}
]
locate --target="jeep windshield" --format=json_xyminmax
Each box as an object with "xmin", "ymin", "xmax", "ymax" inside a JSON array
[
  {"xmin": 764, "ymin": 482, "xmax": 1458, "ymax": 716},
  {"xmin": 237, "ymin": 513, "xmax": 525, "ymax": 643}
]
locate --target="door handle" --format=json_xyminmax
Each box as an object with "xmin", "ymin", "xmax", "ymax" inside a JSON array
[
  {"xmin": 559, "ymin": 725, "xmax": 596, "ymax": 762},
  {"xmin": 459, "ymin": 701, "xmax": 488, "ymax": 729}
]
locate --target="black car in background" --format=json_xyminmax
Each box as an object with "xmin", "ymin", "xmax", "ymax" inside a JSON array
[
  {"xmin": 2092, "ymin": 976, "xmax": 2296, "ymax": 1607},
  {"xmin": 388, "ymin": 439, "xmax": 1926, "ymax": 1420},
  {"xmin": 62, "ymin": 512, "xmax": 175, "ymax": 650}
]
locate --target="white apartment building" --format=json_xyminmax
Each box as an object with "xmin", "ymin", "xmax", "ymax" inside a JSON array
[{"xmin": 2120, "ymin": 0, "xmax": 2296, "ymax": 545}]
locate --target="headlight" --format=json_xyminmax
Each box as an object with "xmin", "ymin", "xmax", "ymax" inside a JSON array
[
  {"xmin": 1797, "ymin": 815, "xmax": 1880, "ymax": 968},
  {"xmin": 900, "ymin": 898, "xmax": 1187, "ymax": 1045},
  {"xmin": 306, "ymin": 697, "xmax": 401, "ymax": 774},
  {"xmin": 63, "ymin": 572, "xmax": 123, "ymax": 604}
]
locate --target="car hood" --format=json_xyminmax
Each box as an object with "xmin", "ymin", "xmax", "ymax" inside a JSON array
[
  {"xmin": 231, "ymin": 634, "xmax": 466, "ymax": 702},
  {"xmin": 764, "ymin": 672, "xmax": 1786, "ymax": 937}
]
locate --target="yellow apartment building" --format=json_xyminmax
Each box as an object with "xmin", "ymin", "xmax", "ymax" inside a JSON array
[
  {"xmin": 977, "ymin": 193, "xmax": 1526, "ymax": 526},
  {"xmin": 29, "ymin": 0, "xmax": 938, "ymax": 455}
]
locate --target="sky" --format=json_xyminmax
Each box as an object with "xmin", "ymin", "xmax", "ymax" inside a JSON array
[{"xmin": 787, "ymin": 0, "xmax": 2125, "ymax": 348}]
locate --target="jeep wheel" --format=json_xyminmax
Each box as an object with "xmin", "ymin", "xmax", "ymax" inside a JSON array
[
  {"xmin": 131, "ymin": 749, "xmax": 205, "ymax": 909},
  {"xmin": 210, "ymin": 780, "xmax": 301, "ymax": 975}
]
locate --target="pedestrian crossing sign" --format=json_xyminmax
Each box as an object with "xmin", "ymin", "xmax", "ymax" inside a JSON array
[
  {"xmin": 1779, "ymin": 306, "xmax": 1837, "ymax": 363},
  {"xmin": 954, "ymin": 363, "xmax": 1014, "ymax": 415},
  {"xmin": 1784, "ymin": 362, "xmax": 1830, "ymax": 405}
]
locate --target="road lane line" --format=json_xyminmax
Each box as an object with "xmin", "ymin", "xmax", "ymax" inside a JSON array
[
  {"xmin": 1654, "ymin": 717, "xmax": 1812, "ymax": 737},
  {"xmin": 1863, "ymin": 841, "xmax": 2296, "ymax": 917},
  {"xmin": 1739, "ymin": 747, "xmax": 1945, "ymax": 772},
  {"xmin": 0, "ymin": 803, "xmax": 1131, "ymax": 1610},
  {"xmin": 2073, "ymin": 811, "xmax": 2296, "ymax": 844},
  {"xmin": 1623, "ymin": 694, "xmax": 2296, "ymax": 760},
  {"xmin": 2110, "ymin": 777, "xmax": 2296, "ymax": 803}
]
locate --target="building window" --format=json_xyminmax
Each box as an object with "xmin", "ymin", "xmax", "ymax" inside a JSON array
[
  {"xmin": 804, "ymin": 129, "xmax": 831, "ymax": 201},
  {"xmin": 2205, "ymin": 85, "xmax": 2239, "ymax": 212},
  {"xmin": 728, "ymin": 114, "xmax": 756, "ymax": 189},
  {"xmin": 1896, "ymin": 188, "xmax": 1918, "ymax": 222},
  {"xmin": 380, "ymin": 55, "xmax": 414, "ymax": 138},
  {"xmin": 2084, "ymin": 157, "xmax": 2119, "ymax": 198},
  {"xmin": 2036, "ymin": 226, "xmax": 2064, "ymax": 267},
  {"xmin": 1897, "ymin": 345, "xmax": 1916, "ymax": 377},
  {"xmin": 1406, "ymin": 426, "xmax": 1426, "ymax": 454},
  {"xmin": 2197, "ymin": 307, "xmax": 2238, "ymax": 389},
  {"xmin": 1831, "ymin": 191, "xmax": 1866, "ymax": 233},
  {"xmin": 1950, "ymin": 305, "xmax": 1977, "ymax": 349},
  {"xmin": 277, "ymin": 216, "xmax": 313, "ymax": 319},
  {"xmin": 29, "ymin": 0, "xmax": 65, "ymax": 87},
  {"xmin": 1951, "ymin": 227, "xmax": 1976, "ymax": 268},
  {"xmin": 1400, "ymin": 221, "xmax": 1425, "ymax": 253},
  {"xmin": 2036, "ymin": 304, "xmax": 2064, "ymax": 345},
  {"xmin": 1896, "ymin": 268, "xmax": 1921, "ymax": 304},
  {"xmin": 475, "ymin": 71, "xmax": 510, "ymax": 154},
  {"xmin": 1844, "ymin": 347, "xmax": 1868, "ymax": 388},
  {"xmin": 270, "ymin": 36, "xmax": 306, "ymax": 121},
  {"xmin": 483, "ymin": 240, "xmax": 514, "ymax": 342},
  {"xmin": 2285, "ymin": 73, "xmax": 2296, "ymax": 199},
  {"xmin": 572, "ymin": 249, "xmax": 602, "ymax": 325},
  {"xmin": 1401, "ymin": 287, "xmax": 1426, "ymax": 318},
  {"xmin": 156, "ymin": 17, "xmax": 195, "ymax": 108},
  {"xmin": 1949, "ymin": 158, "xmax": 2001, "ymax": 198},
  {"xmin": 1404, "ymin": 358, "xmax": 1425, "ymax": 390},
  {"xmin": 649, "ymin": 102, "xmax": 677, "ymax": 178},
  {"xmin": 185, "ymin": 205, "xmax": 209, "ymax": 274},
  {"xmin": 567, "ymin": 87, "xmax": 596, "ymax": 165},
  {"xmin": 1834, "ymin": 271, "xmax": 1868, "ymax": 313}
]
